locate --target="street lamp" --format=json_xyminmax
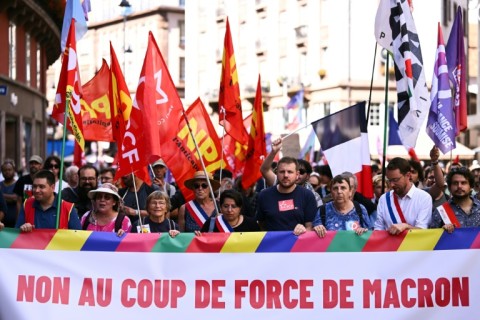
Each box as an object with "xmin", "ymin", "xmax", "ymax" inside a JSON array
[{"xmin": 119, "ymin": 0, "xmax": 132, "ymax": 73}]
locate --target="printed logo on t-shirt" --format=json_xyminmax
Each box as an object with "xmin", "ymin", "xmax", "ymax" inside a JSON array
[
  {"xmin": 137, "ymin": 224, "xmax": 151, "ymax": 233},
  {"xmin": 345, "ymin": 220, "xmax": 360, "ymax": 231},
  {"xmin": 278, "ymin": 199, "xmax": 295, "ymax": 212},
  {"xmin": 24, "ymin": 185, "xmax": 33, "ymax": 199}
]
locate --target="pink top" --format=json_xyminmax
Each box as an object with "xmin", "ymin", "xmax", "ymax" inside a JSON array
[{"xmin": 81, "ymin": 211, "xmax": 132, "ymax": 233}]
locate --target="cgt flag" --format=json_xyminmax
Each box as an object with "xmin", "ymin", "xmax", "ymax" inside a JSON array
[
  {"xmin": 241, "ymin": 75, "xmax": 266, "ymax": 190},
  {"xmin": 446, "ymin": 7, "xmax": 467, "ymax": 135},
  {"xmin": 52, "ymin": 19, "xmax": 84, "ymax": 151},
  {"xmin": 312, "ymin": 102, "xmax": 373, "ymax": 198},
  {"xmin": 375, "ymin": 0, "xmax": 430, "ymax": 149},
  {"xmin": 426, "ymin": 23, "xmax": 456, "ymax": 154}
]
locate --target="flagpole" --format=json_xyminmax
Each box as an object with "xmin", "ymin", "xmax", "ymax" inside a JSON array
[
  {"xmin": 219, "ymin": 106, "xmax": 226, "ymax": 187},
  {"xmin": 366, "ymin": 43, "xmax": 378, "ymax": 121},
  {"xmin": 281, "ymin": 122, "xmax": 311, "ymax": 141},
  {"xmin": 55, "ymin": 91, "xmax": 70, "ymax": 229},
  {"xmin": 182, "ymin": 109, "xmax": 220, "ymax": 215},
  {"xmin": 130, "ymin": 172, "xmax": 143, "ymax": 227},
  {"xmin": 381, "ymin": 54, "xmax": 390, "ymax": 194}
]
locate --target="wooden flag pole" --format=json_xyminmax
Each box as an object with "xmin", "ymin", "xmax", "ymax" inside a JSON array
[{"xmin": 55, "ymin": 91, "xmax": 70, "ymax": 229}]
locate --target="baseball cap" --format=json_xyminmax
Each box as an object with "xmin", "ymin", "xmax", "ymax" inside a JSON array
[
  {"xmin": 152, "ymin": 159, "xmax": 166, "ymax": 167},
  {"xmin": 29, "ymin": 155, "xmax": 43, "ymax": 164}
]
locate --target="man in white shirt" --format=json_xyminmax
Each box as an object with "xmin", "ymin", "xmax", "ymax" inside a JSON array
[{"xmin": 374, "ymin": 157, "xmax": 432, "ymax": 235}]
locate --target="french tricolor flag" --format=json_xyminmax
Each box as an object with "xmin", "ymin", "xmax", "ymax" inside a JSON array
[{"xmin": 312, "ymin": 101, "xmax": 373, "ymax": 198}]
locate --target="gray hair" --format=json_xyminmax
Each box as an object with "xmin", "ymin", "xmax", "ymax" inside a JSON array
[{"xmin": 342, "ymin": 171, "xmax": 358, "ymax": 190}]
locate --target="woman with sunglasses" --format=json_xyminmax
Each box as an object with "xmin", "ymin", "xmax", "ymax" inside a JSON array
[
  {"xmin": 81, "ymin": 183, "xmax": 132, "ymax": 236},
  {"xmin": 43, "ymin": 155, "xmax": 68, "ymax": 193},
  {"xmin": 178, "ymin": 171, "xmax": 220, "ymax": 232},
  {"xmin": 199, "ymin": 189, "xmax": 260, "ymax": 233}
]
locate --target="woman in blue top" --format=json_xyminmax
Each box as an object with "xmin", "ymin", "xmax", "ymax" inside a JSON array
[{"xmin": 313, "ymin": 174, "xmax": 372, "ymax": 238}]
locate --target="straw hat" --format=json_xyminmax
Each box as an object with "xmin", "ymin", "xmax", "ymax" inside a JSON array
[
  {"xmin": 184, "ymin": 171, "xmax": 220, "ymax": 191},
  {"xmin": 88, "ymin": 183, "xmax": 121, "ymax": 200}
]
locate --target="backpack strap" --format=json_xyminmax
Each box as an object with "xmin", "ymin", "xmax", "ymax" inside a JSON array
[
  {"xmin": 114, "ymin": 212, "xmax": 126, "ymax": 233},
  {"xmin": 82, "ymin": 211, "xmax": 92, "ymax": 230},
  {"xmin": 353, "ymin": 201, "xmax": 365, "ymax": 228}
]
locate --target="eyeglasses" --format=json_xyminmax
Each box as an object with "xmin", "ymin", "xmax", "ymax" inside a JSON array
[
  {"xmin": 194, "ymin": 183, "xmax": 208, "ymax": 190},
  {"xmin": 95, "ymin": 193, "xmax": 114, "ymax": 200},
  {"xmin": 298, "ymin": 169, "xmax": 307, "ymax": 175},
  {"xmin": 48, "ymin": 164, "xmax": 60, "ymax": 169},
  {"xmin": 387, "ymin": 175, "xmax": 404, "ymax": 183},
  {"xmin": 80, "ymin": 177, "xmax": 97, "ymax": 182},
  {"xmin": 450, "ymin": 167, "xmax": 468, "ymax": 173}
]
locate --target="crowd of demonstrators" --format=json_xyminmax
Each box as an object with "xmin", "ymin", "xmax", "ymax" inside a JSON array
[
  {"xmin": 132, "ymin": 191, "xmax": 179, "ymax": 237},
  {"xmin": 199, "ymin": 189, "xmax": 260, "ymax": 233},
  {"xmin": 80, "ymin": 183, "xmax": 131, "ymax": 237},
  {"xmin": 4, "ymin": 142, "xmax": 480, "ymax": 238},
  {"xmin": 312, "ymin": 174, "xmax": 372, "ymax": 238},
  {"xmin": 178, "ymin": 171, "xmax": 219, "ymax": 232},
  {"xmin": 1, "ymin": 159, "xmax": 18, "ymax": 227}
]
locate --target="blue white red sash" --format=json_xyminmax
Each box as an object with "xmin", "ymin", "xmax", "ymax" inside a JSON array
[
  {"xmin": 215, "ymin": 215, "xmax": 234, "ymax": 233},
  {"xmin": 385, "ymin": 191, "xmax": 407, "ymax": 224},
  {"xmin": 185, "ymin": 200, "xmax": 209, "ymax": 228},
  {"xmin": 436, "ymin": 203, "xmax": 461, "ymax": 228}
]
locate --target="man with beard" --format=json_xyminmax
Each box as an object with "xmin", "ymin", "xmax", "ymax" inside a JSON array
[
  {"xmin": 256, "ymin": 156, "xmax": 317, "ymax": 235},
  {"xmin": 14, "ymin": 155, "xmax": 43, "ymax": 213},
  {"xmin": 374, "ymin": 157, "xmax": 432, "ymax": 235},
  {"xmin": 430, "ymin": 167, "xmax": 480, "ymax": 232},
  {"xmin": 62, "ymin": 164, "xmax": 98, "ymax": 218}
]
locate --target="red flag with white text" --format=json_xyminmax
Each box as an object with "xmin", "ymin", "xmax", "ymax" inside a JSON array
[
  {"xmin": 52, "ymin": 18, "xmax": 85, "ymax": 150},
  {"xmin": 109, "ymin": 43, "xmax": 149, "ymax": 183},
  {"xmin": 241, "ymin": 75, "xmax": 266, "ymax": 189}
]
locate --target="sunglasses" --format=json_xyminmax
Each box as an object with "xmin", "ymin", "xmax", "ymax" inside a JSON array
[
  {"xmin": 194, "ymin": 183, "xmax": 208, "ymax": 190},
  {"xmin": 48, "ymin": 164, "xmax": 60, "ymax": 169},
  {"xmin": 298, "ymin": 169, "xmax": 307, "ymax": 175},
  {"xmin": 450, "ymin": 167, "xmax": 468, "ymax": 173}
]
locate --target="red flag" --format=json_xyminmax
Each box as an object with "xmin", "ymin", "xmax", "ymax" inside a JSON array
[
  {"xmin": 134, "ymin": 32, "xmax": 184, "ymax": 163},
  {"xmin": 241, "ymin": 75, "xmax": 266, "ymax": 189},
  {"xmin": 52, "ymin": 18, "xmax": 85, "ymax": 150},
  {"xmin": 161, "ymin": 98, "xmax": 231, "ymax": 201},
  {"xmin": 223, "ymin": 114, "xmax": 251, "ymax": 178},
  {"xmin": 73, "ymin": 140, "xmax": 86, "ymax": 167},
  {"xmin": 81, "ymin": 59, "xmax": 113, "ymax": 142},
  {"xmin": 218, "ymin": 18, "xmax": 248, "ymax": 145},
  {"xmin": 109, "ymin": 43, "xmax": 149, "ymax": 183}
]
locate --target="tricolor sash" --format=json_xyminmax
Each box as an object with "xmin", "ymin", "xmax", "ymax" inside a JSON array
[
  {"xmin": 436, "ymin": 203, "xmax": 461, "ymax": 228},
  {"xmin": 215, "ymin": 215, "xmax": 234, "ymax": 233},
  {"xmin": 385, "ymin": 191, "xmax": 407, "ymax": 224},
  {"xmin": 185, "ymin": 200, "xmax": 210, "ymax": 228}
]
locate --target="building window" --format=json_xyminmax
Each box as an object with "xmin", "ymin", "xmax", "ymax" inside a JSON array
[
  {"xmin": 179, "ymin": 20, "xmax": 185, "ymax": 48},
  {"xmin": 179, "ymin": 57, "xmax": 185, "ymax": 82},
  {"xmin": 26, "ymin": 33, "xmax": 31, "ymax": 86},
  {"xmin": 369, "ymin": 104, "xmax": 380, "ymax": 126},
  {"xmin": 9, "ymin": 22, "xmax": 16, "ymax": 80}
]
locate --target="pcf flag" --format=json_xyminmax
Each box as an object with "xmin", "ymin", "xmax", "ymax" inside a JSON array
[
  {"xmin": 312, "ymin": 102, "xmax": 373, "ymax": 198},
  {"xmin": 446, "ymin": 7, "xmax": 467, "ymax": 135},
  {"xmin": 375, "ymin": 0, "xmax": 430, "ymax": 149},
  {"xmin": 242, "ymin": 75, "xmax": 266, "ymax": 190},
  {"xmin": 426, "ymin": 23, "xmax": 456, "ymax": 154},
  {"xmin": 218, "ymin": 18, "xmax": 248, "ymax": 145},
  {"xmin": 52, "ymin": 19, "xmax": 84, "ymax": 151},
  {"xmin": 109, "ymin": 43, "xmax": 149, "ymax": 183}
]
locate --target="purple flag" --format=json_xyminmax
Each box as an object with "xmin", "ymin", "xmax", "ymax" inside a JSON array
[
  {"xmin": 388, "ymin": 107, "xmax": 402, "ymax": 146},
  {"xmin": 446, "ymin": 7, "xmax": 467, "ymax": 134},
  {"xmin": 426, "ymin": 23, "xmax": 456, "ymax": 154}
]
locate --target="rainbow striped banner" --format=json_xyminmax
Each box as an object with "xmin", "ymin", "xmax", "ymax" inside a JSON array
[{"xmin": 2, "ymin": 227, "xmax": 480, "ymax": 253}]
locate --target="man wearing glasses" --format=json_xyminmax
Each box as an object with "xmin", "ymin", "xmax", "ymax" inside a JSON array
[
  {"xmin": 62, "ymin": 164, "xmax": 99, "ymax": 218},
  {"xmin": 374, "ymin": 157, "xmax": 432, "ymax": 235},
  {"xmin": 430, "ymin": 167, "xmax": 480, "ymax": 232}
]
